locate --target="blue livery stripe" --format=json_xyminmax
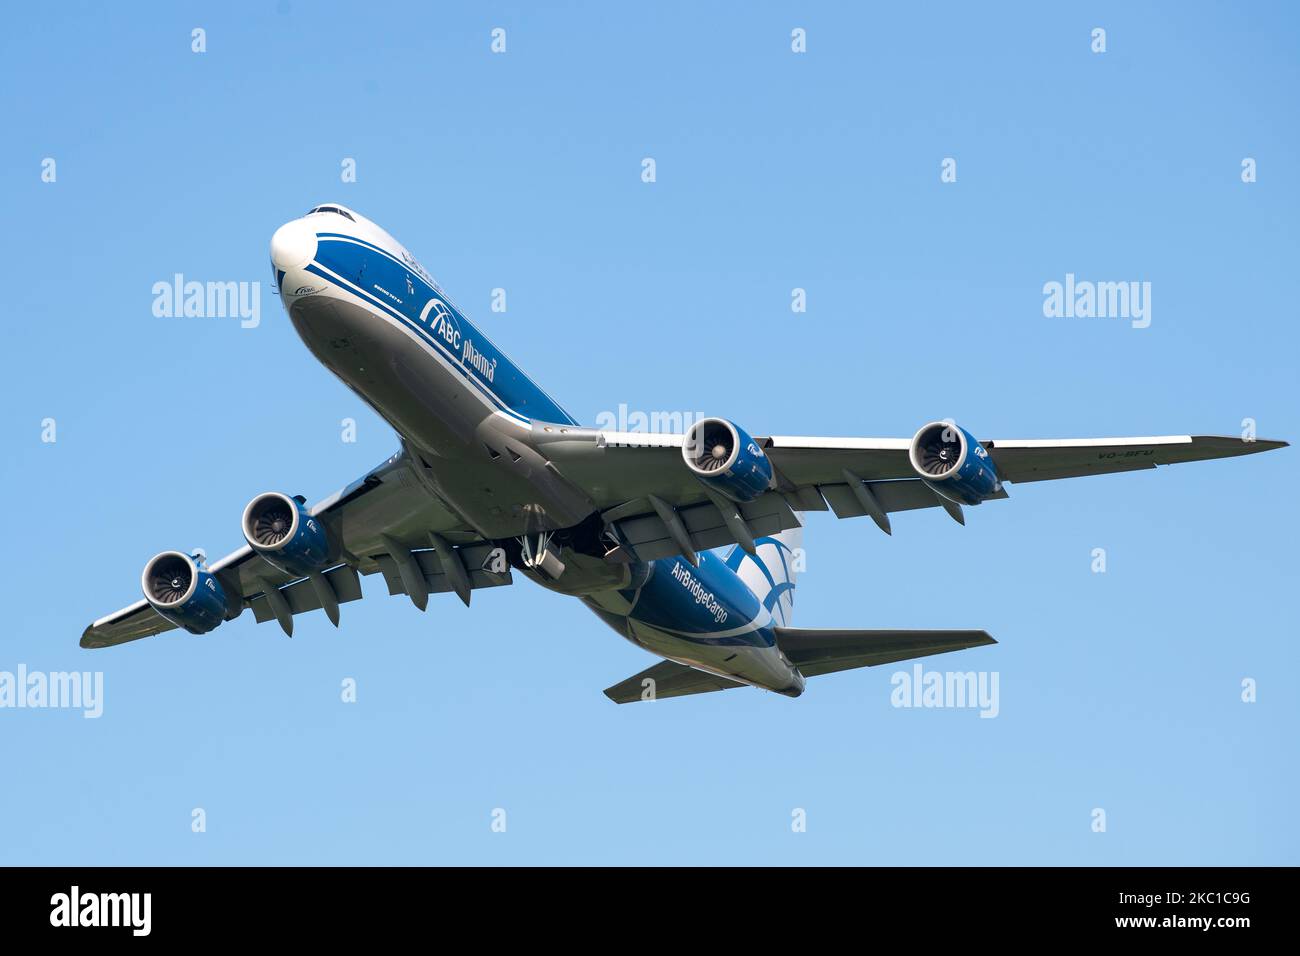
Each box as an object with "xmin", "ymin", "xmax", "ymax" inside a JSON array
[{"xmin": 307, "ymin": 236, "xmax": 577, "ymax": 426}]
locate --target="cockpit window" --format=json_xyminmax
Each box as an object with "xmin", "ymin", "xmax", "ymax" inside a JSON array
[{"xmin": 306, "ymin": 205, "xmax": 355, "ymax": 221}]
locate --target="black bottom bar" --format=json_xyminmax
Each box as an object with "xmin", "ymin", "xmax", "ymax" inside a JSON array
[{"xmin": 0, "ymin": 866, "xmax": 1282, "ymax": 941}]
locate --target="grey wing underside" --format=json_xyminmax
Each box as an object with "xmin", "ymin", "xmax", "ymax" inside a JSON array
[
  {"xmin": 537, "ymin": 427, "xmax": 1285, "ymax": 563},
  {"xmin": 81, "ymin": 448, "xmax": 512, "ymax": 648}
]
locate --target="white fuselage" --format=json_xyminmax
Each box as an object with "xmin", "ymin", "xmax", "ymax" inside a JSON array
[{"xmin": 270, "ymin": 204, "xmax": 804, "ymax": 696}]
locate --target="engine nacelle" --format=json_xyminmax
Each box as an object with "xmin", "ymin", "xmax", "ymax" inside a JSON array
[
  {"xmin": 241, "ymin": 491, "xmax": 332, "ymax": 576},
  {"xmin": 141, "ymin": 550, "xmax": 229, "ymax": 634},
  {"xmin": 682, "ymin": 417, "xmax": 773, "ymax": 503},
  {"xmin": 908, "ymin": 421, "xmax": 1001, "ymax": 506}
]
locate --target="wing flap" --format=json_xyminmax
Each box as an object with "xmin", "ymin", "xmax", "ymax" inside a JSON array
[
  {"xmin": 373, "ymin": 543, "xmax": 512, "ymax": 597},
  {"xmin": 249, "ymin": 564, "xmax": 365, "ymax": 624},
  {"xmin": 818, "ymin": 478, "xmax": 1009, "ymax": 520},
  {"xmin": 607, "ymin": 492, "xmax": 801, "ymax": 562}
]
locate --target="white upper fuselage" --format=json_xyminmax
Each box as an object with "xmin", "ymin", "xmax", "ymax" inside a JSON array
[{"xmin": 270, "ymin": 204, "xmax": 595, "ymax": 540}]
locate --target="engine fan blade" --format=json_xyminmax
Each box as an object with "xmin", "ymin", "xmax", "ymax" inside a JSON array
[
  {"xmin": 253, "ymin": 507, "xmax": 294, "ymax": 545},
  {"xmin": 149, "ymin": 566, "xmax": 191, "ymax": 603},
  {"xmin": 699, "ymin": 444, "xmax": 731, "ymax": 471}
]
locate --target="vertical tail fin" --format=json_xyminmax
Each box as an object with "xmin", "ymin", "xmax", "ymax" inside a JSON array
[{"xmin": 725, "ymin": 525, "xmax": 802, "ymax": 627}]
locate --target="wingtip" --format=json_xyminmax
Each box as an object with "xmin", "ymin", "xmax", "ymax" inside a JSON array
[
  {"xmin": 79, "ymin": 624, "xmax": 114, "ymax": 650},
  {"xmin": 1192, "ymin": 436, "xmax": 1288, "ymax": 453},
  {"xmin": 1236, "ymin": 437, "xmax": 1288, "ymax": 452}
]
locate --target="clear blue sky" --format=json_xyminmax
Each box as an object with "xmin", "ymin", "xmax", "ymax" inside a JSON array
[{"xmin": 1, "ymin": 1, "xmax": 1296, "ymax": 865}]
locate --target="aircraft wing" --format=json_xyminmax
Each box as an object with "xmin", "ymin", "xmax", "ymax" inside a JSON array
[
  {"xmin": 81, "ymin": 447, "xmax": 511, "ymax": 649},
  {"xmin": 538, "ymin": 427, "xmax": 1285, "ymax": 561}
]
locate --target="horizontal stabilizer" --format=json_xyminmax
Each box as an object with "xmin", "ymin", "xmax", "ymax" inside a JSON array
[
  {"xmin": 774, "ymin": 627, "xmax": 995, "ymax": 677},
  {"xmin": 603, "ymin": 629, "xmax": 995, "ymax": 703},
  {"xmin": 603, "ymin": 659, "xmax": 745, "ymax": 703}
]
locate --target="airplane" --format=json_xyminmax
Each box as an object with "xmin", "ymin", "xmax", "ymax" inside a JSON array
[{"xmin": 81, "ymin": 203, "xmax": 1287, "ymax": 703}]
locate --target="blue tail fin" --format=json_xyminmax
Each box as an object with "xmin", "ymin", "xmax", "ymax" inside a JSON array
[{"xmin": 725, "ymin": 526, "xmax": 802, "ymax": 627}]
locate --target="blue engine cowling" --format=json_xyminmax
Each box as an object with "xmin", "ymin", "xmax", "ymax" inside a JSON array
[
  {"xmin": 908, "ymin": 421, "xmax": 1002, "ymax": 505},
  {"xmin": 241, "ymin": 491, "xmax": 332, "ymax": 577},
  {"xmin": 682, "ymin": 418, "xmax": 773, "ymax": 503},
  {"xmin": 140, "ymin": 550, "xmax": 229, "ymax": 634}
]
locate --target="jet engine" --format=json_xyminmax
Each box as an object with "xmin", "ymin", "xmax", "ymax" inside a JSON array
[
  {"xmin": 682, "ymin": 417, "xmax": 773, "ymax": 503},
  {"xmin": 241, "ymin": 491, "xmax": 332, "ymax": 576},
  {"xmin": 140, "ymin": 550, "xmax": 229, "ymax": 634},
  {"xmin": 908, "ymin": 421, "xmax": 1002, "ymax": 505}
]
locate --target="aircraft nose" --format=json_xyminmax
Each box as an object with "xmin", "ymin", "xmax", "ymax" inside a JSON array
[{"xmin": 270, "ymin": 218, "xmax": 318, "ymax": 271}]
